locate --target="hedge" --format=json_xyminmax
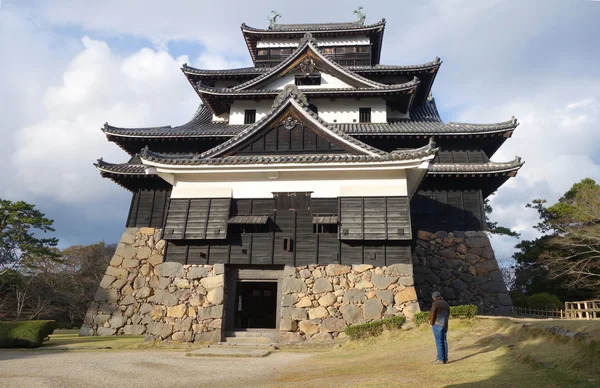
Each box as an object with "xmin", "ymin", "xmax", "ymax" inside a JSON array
[
  {"xmin": 0, "ymin": 320, "xmax": 57, "ymax": 348},
  {"xmin": 412, "ymin": 304, "xmax": 479, "ymax": 326},
  {"xmin": 344, "ymin": 316, "xmax": 406, "ymax": 340},
  {"xmin": 527, "ymin": 293, "xmax": 563, "ymax": 310}
]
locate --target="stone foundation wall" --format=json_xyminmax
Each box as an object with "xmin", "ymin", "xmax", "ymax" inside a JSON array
[
  {"xmin": 278, "ymin": 263, "xmax": 419, "ymax": 344},
  {"xmin": 412, "ymin": 230, "xmax": 512, "ymax": 314},
  {"xmin": 80, "ymin": 228, "xmax": 226, "ymax": 343}
]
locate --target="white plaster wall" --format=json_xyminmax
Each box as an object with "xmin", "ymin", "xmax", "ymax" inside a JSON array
[
  {"xmin": 262, "ymin": 71, "xmax": 352, "ymax": 90},
  {"xmin": 212, "ymin": 112, "xmax": 230, "ymax": 122},
  {"xmin": 170, "ymin": 169, "xmax": 408, "ymax": 199},
  {"xmin": 257, "ymin": 37, "xmax": 370, "ymax": 48},
  {"xmin": 387, "ymin": 106, "xmax": 410, "ymax": 120},
  {"xmin": 310, "ymin": 98, "xmax": 387, "ymax": 123},
  {"xmin": 229, "ymin": 100, "xmax": 273, "ymax": 125}
]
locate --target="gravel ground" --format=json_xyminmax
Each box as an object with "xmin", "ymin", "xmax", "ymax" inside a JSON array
[{"xmin": 0, "ymin": 350, "xmax": 312, "ymax": 388}]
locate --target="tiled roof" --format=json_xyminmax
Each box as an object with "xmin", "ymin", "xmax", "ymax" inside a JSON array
[
  {"xmin": 95, "ymin": 158, "xmax": 146, "ymax": 175},
  {"xmin": 429, "ymin": 157, "xmax": 524, "ymax": 174},
  {"xmin": 241, "ymin": 19, "xmax": 386, "ymax": 33},
  {"xmin": 103, "ymin": 98, "xmax": 518, "ymax": 139}
]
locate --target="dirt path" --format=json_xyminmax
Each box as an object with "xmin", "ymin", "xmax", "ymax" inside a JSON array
[{"xmin": 0, "ymin": 350, "xmax": 312, "ymax": 388}]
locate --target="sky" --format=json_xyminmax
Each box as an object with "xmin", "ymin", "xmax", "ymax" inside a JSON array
[{"xmin": 1, "ymin": 0, "xmax": 599, "ymax": 265}]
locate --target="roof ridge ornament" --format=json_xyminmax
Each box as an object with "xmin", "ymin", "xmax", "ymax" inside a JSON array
[
  {"xmin": 268, "ymin": 10, "xmax": 281, "ymax": 30},
  {"xmin": 353, "ymin": 6, "xmax": 366, "ymax": 26},
  {"xmin": 272, "ymin": 84, "xmax": 309, "ymax": 108},
  {"xmin": 299, "ymin": 32, "xmax": 318, "ymax": 46}
]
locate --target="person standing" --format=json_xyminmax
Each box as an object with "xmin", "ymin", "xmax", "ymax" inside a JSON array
[{"xmin": 430, "ymin": 291, "xmax": 450, "ymax": 364}]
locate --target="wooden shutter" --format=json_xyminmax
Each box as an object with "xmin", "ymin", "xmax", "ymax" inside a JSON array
[
  {"xmin": 363, "ymin": 198, "xmax": 386, "ymax": 240},
  {"xmin": 385, "ymin": 197, "xmax": 411, "ymax": 240},
  {"xmin": 340, "ymin": 198, "xmax": 364, "ymax": 240},
  {"xmin": 447, "ymin": 191, "xmax": 465, "ymax": 231},
  {"xmin": 163, "ymin": 198, "xmax": 230, "ymax": 240}
]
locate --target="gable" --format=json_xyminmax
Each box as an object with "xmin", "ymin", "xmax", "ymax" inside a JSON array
[
  {"xmin": 261, "ymin": 70, "xmax": 352, "ymax": 90},
  {"xmin": 229, "ymin": 104, "xmax": 350, "ymax": 155}
]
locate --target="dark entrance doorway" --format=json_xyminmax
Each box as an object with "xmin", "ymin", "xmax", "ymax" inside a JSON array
[{"xmin": 235, "ymin": 282, "xmax": 277, "ymax": 329}]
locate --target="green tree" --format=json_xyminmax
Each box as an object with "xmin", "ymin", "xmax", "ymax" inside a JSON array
[
  {"xmin": 484, "ymin": 196, "xmax": 520, "ymax": 237},
  {"xmin": 0, "ymin": 199, "xmax": 59, "ymax": 273},
  {"xmin": 513, "ymin": 178, "xmax": 600, "ymax": 299}
]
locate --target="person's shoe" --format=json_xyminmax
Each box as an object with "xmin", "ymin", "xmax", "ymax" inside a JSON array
[{"xmin": 432, "ymin": 359, "xmax": 445, "ymax": 365}]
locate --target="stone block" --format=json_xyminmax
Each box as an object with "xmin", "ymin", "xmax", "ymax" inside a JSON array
[
  {"xmin": 189, "ymin": 295, "xmax": 204, "ymax": 307},
  {"xmin": 197, "ymin": 305, "xmax": 224, "ymax": 320},
  {"xmin": 313, "ymin": 278, "xmax": 333, "ymax": 294},
  {"xmin": 466, "ymin": 237, "xmax": 490, "ymax": 248},
  {"xmin": 97, "ymin": 327, "xmax": 116, "ymax": 336},
  {"xmin": 481, "ymin": 282, "xmax": 507, "ymax": 294},
  {"xmin": 466, "ymin": 253, "xmax": 480, "ymax": 264},
  {"xmin": 402, "ymin": 301, "xmax": 421, "ymax": 320},
  {"xmin": 123, "ymin": 325, "xmax": 146, "ymax": 335},
  {"xmin": 298, "ymin": 320, "xmax": 320, "ymax": 336},
  {"xmin": 174, "ymin": 279, "xmax": 191, "ymax": 289},
  {"xmin": 456, "ymin": 244, "xmax": 468, "ymax": 254},
  {"xmin": 355, "ymin": 280, "xmax": 373, "ymax": 289},
  {"xmin": 326, "ymin": 264, "xmax": 351, "ymax": 276},
  {"xmin": 280, "ymin": 319, "xmax": 297, "ymax": 331},
  {"xmin": 417, "ymin": 230, "xmax": 436, "ymax": 241},
  {"xmin": 148, "ymin": 290, "xmax": 179, "ymax": 306},
  {"xmin": 340, "ymin": 304, "xmax": 362, "ymax": 324},
  {"xmin": 213, "ymin": 263, "xmax": 225, "ymax": 275},
  {"xmin": 363, "ymin": 299, "xmax": 384, "ymax": 320},
  {"xmin": 343, "ymin": 289, "xmax": 366, "ymax": 304},
  {"xmin": 175, "ymin": 317, "xmax": 193, "ymax": 332},
  {"xmin": 306, "ymin": 306, "xmax": 328, "ymax": 320},
  {"xmin": 121, "ymin": 295, "xmax": 136, "ymax": 305},
  {"xmin": 352, "ymin": 264, "xmax": 373, "ymax": 273},
  {"xmin": 372, "ymin": 276, "xmax": 398, "ymax": 290},
  {"xmin": 283, "ymin": 266, "xmax": 297, "ymax": 277},
  {"xmin": 136, "ymin": 287, "xmax": 152, "ymax": 299},
  {"xmin": 376, "ymin": 290, "xmax": 394, "ymax": 306},
  {"xmin": 475, "ymin": 260, "xmax": 499, "ymax": 275},
  {"xmin": 112, "ymin": 279, "xmax": 127, "ymax": 290},
  {"xmin": 492, "ymin": 306, "xmax": 512, "ymax": 316},
  {"xmin": 122, "ymin": 258, "xmax": 140, "ymax": 268},
  {"xmin": 147, "ymin": 322, "xmax": 173, "ymax": 339},
  {"xmin": 308, "ymin": 332, "xmax": 333, "ymax": 343},
  {"xmin": 187, "ymin": 267, "xmax": 209, "ymax": 280},
  {"xmin": 318, "ymin": 293, "xmax": 337, "ymax": 307},
  {"xmin": 116, "ymin": 243, "xmax": 136, "ymax": 260},
  {"xmin": 490, "ymin": 270, "xmax": 504, "ymax": 282},
  {"xmin": 394, "ymin": 287, "xmax": 417, "ymax": 304},
  {"xmin": 99, "ymin": 275, "xmax": 116, "ymax": 289},
  {"xmin": 155, "ymin": 262, "xmax": 184, "ymax": 278},
  {"xmin": 451, "ymin": 279, "xmax": 468, "ymax": 291},
  {"xmin": 397, "ymin": 277, "xmax": 414, "ymax": 287},
  {"xmin": 279, "ymin": 332, "xmax": 305, "ymax": 344},
  {"xmin": 445, "ymin": 259, "xmax": 463, "ymax": 270},
  {"xmin": 473, "ymin": 275, "xmax": 488, "ymax": 285},
  {"xmin": 136, "ymin": 247, "xmax": 152, "ymax": 260},
  {"xmin": 148, "ymin": 255, "xmax": 163, "ymax": 266},
  {"xmin": 167, "ymin": 304, "xmax": 187, "ymax": 318},
  {"xmin": 427, "ymin": 273, "xmax": 441, "ymax": 285},
  {"xmin": 94, "ymin": 288, "xmax": 109, "ymax": 302},
  {"xmin": 441, "ymin": 287, "xmax": 456, "ymax": 300},
  {"xmin": 207, "ymin": 287, "xmax": 224, "ymax": 305},
  {"xmin": 438, "ymin": 248, "xmax": 457, "ymax": 259},
  {"xmin": 282, "ymin": 294, "xmax": 296, "ymax": 307},
  {"xmin": 79, "ymin": 324, "xmax": 94, "ymax": 336},
  {"xmin": 320, "ymin": 318, "xmax": 346, "ymax": 333},
  {"xmin": 194, "ymin": 330, "xmax": 221, "ymax": 343},
  {"xmin": 295, "ymin": 296, "xmax": 311, "ymax": 308},
  {"xmin": 387, "ymin": 264, "xmax": 413, "ymax": 276},
  {"xmin": 482, "ymin": 246, "xmax": 495, "ymax": 260},
  {"xmin": 498, "ymin": 293, "xmax": 513, "ymax": 306},
  {"xmin": 200, "ymin": 274, "xmax": 225, "ymax": 291},
  {"xmin": 283, "ymin": 278, "xmax": 307, "ymax": 294},
  {"xmin": 106, "ymin": 266, "xmax": 128, "ymax": 279},
  {"xmin": 281, "ymin": 308, "xmax": 308, "ymax": 321}
]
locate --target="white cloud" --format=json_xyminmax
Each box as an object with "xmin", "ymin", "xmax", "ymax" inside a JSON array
[{"xmin": 10, "ymin": 36, "xmax": 198, "ymax": 203}]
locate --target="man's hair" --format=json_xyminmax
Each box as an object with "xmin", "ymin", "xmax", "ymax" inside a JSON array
[{"xmin": 431, "ymin": 291, "xmax": 442, "ymax": 299}]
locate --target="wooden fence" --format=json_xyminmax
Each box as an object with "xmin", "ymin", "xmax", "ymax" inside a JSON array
[
  {"xmin": 565, "ymin": 300, "xmax": 600, "ymax": 320},
  {"xmin": 512, "ymin": 306, "xmax": 565, "ymax": 319},
  {"xmin": 512, "ymin": 299, "xmax": 600, "ymax": 320}
]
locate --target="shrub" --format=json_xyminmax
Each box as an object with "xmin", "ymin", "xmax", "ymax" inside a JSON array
[
  {"xmin": 412, "ymin": 304, "xmax": 479, "ymax": 326},
  {"xmin": 510, "ymin": 291, "xmax": 528, "ymax": 308},
  {"xmin": 0, "ymin": 320, "xmax": 57, "ymax": 348},
  {"xmin": 527, "ymin": 293, "xmax": 563, "ymax": 310},
  {"xmin": 413, "ymin": 312, "xmax": 430, "ymax": 326},
  {"xmin": 344, "ymin": 316, "xmax": 406, "ymax": 340},
  {"xmin": 450, "ymin": 304, "xmax": 479, "ymax": 319}
]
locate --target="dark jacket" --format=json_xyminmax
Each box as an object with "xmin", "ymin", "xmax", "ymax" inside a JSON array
[{"xmin": 430, "ymin": 298, "xmax": 450, "ymax": 328}]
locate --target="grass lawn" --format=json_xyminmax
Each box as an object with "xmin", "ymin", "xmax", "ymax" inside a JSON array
[
  {"xmin": 38, "ymin": 330, "xmax": 206, "ymax": 351},
  {"xmin": 275, "ymin": 318, "xmax": 600, "ymax": 388}
]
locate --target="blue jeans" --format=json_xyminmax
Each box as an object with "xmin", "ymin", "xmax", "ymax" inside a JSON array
[{"xmin": 432, "ymin": 324, "xmax": 448, "ymax": 362}]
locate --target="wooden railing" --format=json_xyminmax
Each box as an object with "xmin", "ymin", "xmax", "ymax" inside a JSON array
[
  {"xmin": 512, "ymin": 299, "xmax": 600, "ymax": 320},
  {"xmin": 565, "ymin": 300, "xmax": 600, "ymax": 320},
  {"xmin": 512, "ymin": 306, "xmax": 565, "ymax": 319}
]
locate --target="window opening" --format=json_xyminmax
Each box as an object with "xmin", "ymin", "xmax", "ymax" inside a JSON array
[
  {"xmin": 359, "ymin": 107, "xmax": 372, "ymax": 123},
  {"xmin": 244, "ymin": 109, "xmax": 256, "ymax": 124}
]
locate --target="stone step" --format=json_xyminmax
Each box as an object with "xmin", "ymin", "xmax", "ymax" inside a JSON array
[
  {"xmin": 185, "ymin": 347, "xmax": 271, "ymax": 358},
  {"xmin": 209, "ymin": 342, "xmax": 274, "ymax": 349},
  {"xmin": 224, "ymin": 336, "xmax": 271, "ymax": 344},
  {"xmin": 224, "ymin": 331, "xmax": 268, "ymax": 338}
]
